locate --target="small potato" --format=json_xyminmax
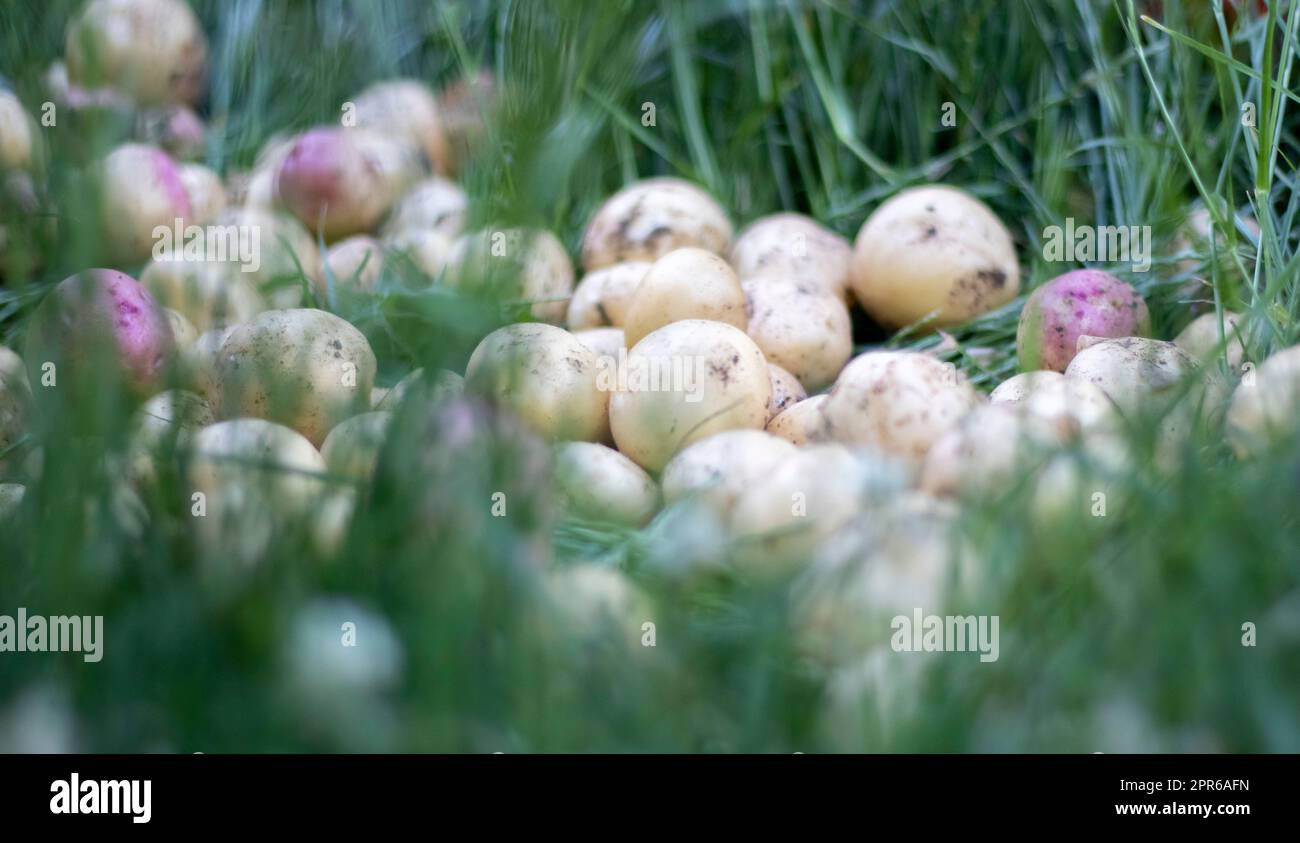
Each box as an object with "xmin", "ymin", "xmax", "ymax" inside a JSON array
[
  {"xmin": 1175, "ymin": 205, "xmax": 1260, "ymax": 288},
  {"xmin": 1226, "ymin": 345, "xmax": 1300, "ymax": 457},
  {"xmin": 216, "ymin": 208, "xmax": 323, "ymax": 308},
  {"xmin": 989, "ymin": 370, "xmax": 1066, "ymax": 404},
  {"xmin": 572, "ymin": 327, "xmax": 625, "ymax": 364},
  {"xmin": 447, "ymin": 229, "xmax": 574, "ymax": 323},
  {"xmin": 730, "ymin": 213, "xmax": 853, "ymax": 301},
  {"xmin": 552, "ymin": 441, "xmax": 659, "ymax": 526},
  {"xmin": 742, "ymin": 278, "xmax": 852, "ymax": 391},
  {"xmin": 661, "ymin": 430, "xmax": 796, "ymax": 518},
  {"xmin": 766, "ymin": 394, "xmax": 830, "ymax": 446},
  {"xmin": 321, "ymin": 410, "xmax": 392, "ymax": 483},
  {"xmin": 990, "ymin": 370, "xmax": 1117, "ymax": 440},
  {"xmin": 135, "ymin": 104, "xmax": 206, "ymax": 161},
  {"xmin": 164, "ymin": 308, "xmax": 198, "ymax": 351},
  {"xmin": 66, "ymin": 0, "xmax": 208, "ymax": 106},
  {"xmin": 822, "ymin": 350, "xmax": 982, "ymax": 462},
  {"xmin": 1175, "ymin": 311, "xmax": 1247, "ymax": 373},
  {"xmin": 186, "ymin": 325, "xmax": 236, "ymax": 405},
  {"xmin": 215, "ymin": 308, "xmax": 377, "ymax": 447},
  {"xmin": 373, "ymin": 368, "xmax": 462, "ymax": 411},
  {"xmin": 546, "ymin": 564, "xmax": 655, "ymax": 647},
  {"xmin": 850, "ymin": 185, "xmax": 1019, "ymax": 330},
  {"xmin": 25, "ymin": 269, "xmax": 176, "ymax": 397},
  {"xmin": 140, "ymin": 258, "xmax": 265, "ymax": 333},
  {"xmin": 99, "ymin": 143, "xmax": 193, "ymax": 264},
  {"xmin": 178, "ymin": 163, "xmax": 226, "ymax": 224},
  {"xmin": 919, "ymin": 403, "xmax": 1041, "ymax": 498},
  {"xmin": 566, "ymin": 261, "xmax": 651, "ymax": 330},
  {"xmin": 381, "ymin": 176, "xmax": 467, "ymax": 240},
  {"xmin": 352, "ymin": 79, "xmax": 449, "ymax": 175},
  {"xmin": 767, "ymin": 364, "xmax": 806, "ymax": 420},
  {"xmin": 236, "ymin": 134, "xmax": 295, "ymax": 212},
  {"xmin": 0, "ymin": 90, "xmax": 35, "ymax": 172},
  {"xmin": 438, "ymin": 70, "xmax": 495, "ymax": 175},
  {"xmin": 384, "ymin": 227, "xmax": 453, "ymax": 280},
  {"xmin": 127, "ymin": 388, "xmax": 213, "ymax": 485},
  {"xmin": 324, "ymin": 236, "xmax": 383, "ymax": 292},
  {"xmin": 609, "ymin": 319, "xmax": 771, "ymax": 472},
  {"xmin": 464, "ymin": 323, "xmax": 608, "ymax": 442},
  {"xmin": 623, "ymin": 248, "xmax": 746, "ymax": 347},
  {"xmin": 581, "ymin": 177, "xmax": 733, "ymax": 271},
  {"xmin": 1016, "ymin": 269, "xmax": 1150, "ymax": 372}
]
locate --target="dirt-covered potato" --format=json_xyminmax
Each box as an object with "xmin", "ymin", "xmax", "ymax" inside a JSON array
[
  {"xmin": 581, "ymin": 177, "xmax": 733, "ymax": 271},
  {"xmin": 215, "ymin": 308, "xmax": 377, "ymax": 447},
  {"xmin": 99, "ymin": 143, "xmax": 193, "ymax": 264},
  {"xmin": 566, "ymin": 261, "xmax": 651, "ymax": 330},
  {"xmin": 163, "ymin": 308, "xmax": 198, "ymax": 351},
  {"xmin": 384, "ymin": 227, "xmax": 453, "ymax": 281},
  {"xmin": 552, "ymin": 441, "xmax": 659, "ymax": 526},
  {"xmin": 730, "ymin": 213, "xmax": 853, "ymax": 301},
  {"xmin": 381, "ymin": 176, "xmax": 467, "ymax": 240},
  {"xmin": 178, "ymin": 163, "xmax": 226, "ymax": 224},
  {"xmin": 464, "ymin": 323, "xmax": 608, "ymax": 442},
  {"xmin": 572, "ymin": 327, "xmax": 625, "ymax": 365},
  {"xmin": 766, "ymin": 394, "xmax": 829, "ymax": 446},
  {"xmin": 186, "ymin": 325, "xmax": 236, "ymax": 405},
  {"xmin": 990, "ymin": 369, "xmax": 1117, "ymax": 440},
  {"xmin": 918, "ymin": 403, "xmax": 1039, "ymax": 498},
  {"xmin": 743, "ymin": 278, "xmax": 852, "ymax": 391},
  {"xmin": 352, "ymin": 79, "xmax": 449, "ymax": 175},
  {"xmin": 215, "ymin": 207, "xmax": 323, "ymax": 309},
  {"xmin": 850, "ymin": 185, "xmax": 1019, "ymax": 330},
  {"xmin": 0, "ymin": 90, "xmax": 35, "ymax": 172},
  {"xmin": 989, "ymin": 370, "xmax": 1066, "ymax": 404},
  {"xmin": 140, "ymin": 258, "xmax": 265, "ymax": 333},
  {"xmin": 320, "ymin": 410, "xmax": 392, "ymax": 483},
  {"xmin": 1226, "ymin": 345, "xmax": 1300, "ymax": 457},
  {"xmin": 766, "ymin": 364, "xmax": 806, "ymax": 420},
  {"xmin": 447, "ymin": 229, "xmax": 574, "ymax": 323},
  {"xmin": 1016, "ymin": 269, "xmax": 1150, "ymax": 372},
  {"xmin": 66, "ymin": 0, "xmax": 208, "ymax": 106},
  {"xmin": 622, "ymin": 248, "xmax": 746, "ymax": 347},
  {"xmin": 324, "ymin": 236, "xmax": 383, "ymax": 292},
  {"xmin": 610, "ymin": 319, "xmax": 772, "ymax": 472},
  {"xmin": 661, "ymin": 430, "xmax": 797, "ymax": 518},
  {"xmin": 25, "ymin": 269, "xmax": 176, "ymax": 397},
  {"xmin": 822, "ymin": 350, "xmax": 982, "ymax": 462},
  {"xmin": 135, "ymin": 104, "xmax": 206, "ymax": 161},
  {"xmin": 1175, "ymin": 311, "xmax": 1247, "ymax": 373}
]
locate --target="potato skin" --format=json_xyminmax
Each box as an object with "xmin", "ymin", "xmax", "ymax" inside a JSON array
[
  {"xmin": 0, "ymin": 90, "xmax": 35, "ymax": 172},
  {"xmin": 66, "ymin": 0, "xmax": 208, "ymax": 106},
  {"xmin": 743, "ymin": 278, "xmax": 852, "ymax": 391},
  {"xmin": 566, "ymin": 261, "xmax": 651, "ymax": 330},
  {"xmin": 552, "ymin": 441, "xmax": 659, "ymax": 526},
  {"xmin": 141, "ymin": 258, "xmax": 265, "ymax": 334},
  {"xmin": 381, "ymin": 176, "xmax": 467, "ymax": 240},
  {"xmin": 1226, "ymin": 345, "xmax": 1300, "ymax": 457},
  {"xmin": 623, "ymin": 248, "xmax": 746, "ymax": 347},
  {"xmin": 582, "ymin": 177, "xmax": 733, "ymax": 271},
  {"xmin": 100, "ymin": 143, "xmax": 193, "ymax": 265},
  {"xmin": 766, "ymin": 394, "xmax": 830, "ymax": 446},
  {"xmin": 822, "ymin": 350, "xmax": 981, "ymax": 462},
  {"xmin": 215, "ymin": 308, "xmax": 377, "ymax": 447},
  {"xmin": 850, "ymin": 185, "xmax": 1019, "ymax": 330},
  {"xmin": 448, "ymin": 229, "xmax": 575, "ymax": 323},
  {"xmin": 352, "ymin": 79, "xmax": 449, "ymax": 175},
  {"xmin": 730, "ymin": 213, "xmax": 853, "ymax": 302},
  {"xmin": 178, "ymin": 163, "xmax": 226, "ymax": 225},
  {"xmin": 1175, "ymin": 311, "xmax": 1247, "ymax": 372},
  {"xmin": 572, "ymin": 327, "xmax": 625, "ymax": 364},
  {"xmin": 609, "ymin": 319, "xmax": 772, "ymax": 472},
  {"xmin": 325, "ymin": 236, "xmax": 383, "ymax": 292},
  {"xmin": 0, "ymin": 346, "xmax": 31, "ymax": 476},
  {"xmin": 320, "ymin": 410, "xmax": 392, "ymax": 482},
  {"xmin": 661, "ymin": 429, "xmax": 796, "ymax": 517},
  {"xmin": 464, "ymin": 323, "xmax": 608, "ymax": 442},
  {"xmin": 1016, "ymin": 269, "xmax": 1150, "ymax": 372},
  {"xmin": 216, "ymin": 208, "xmax": 323, "ymax": 309},
  {"xmin": 766, "ymin": 364, "xmax": 806, "ymax": 420}
]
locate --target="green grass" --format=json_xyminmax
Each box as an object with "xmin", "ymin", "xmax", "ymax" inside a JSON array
[{"xmin": 1, "ymin": 0, "xmax": 1299, "ymax": 752}]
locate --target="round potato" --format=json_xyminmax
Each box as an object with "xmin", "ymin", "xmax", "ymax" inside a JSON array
[
  {"xmin": 464, "ymin": 323, "xmax": 608, "ymax": 442},
  {"xmin": 919, "ymin": 403, "xmax": 1040, "ymax": 498},
  {"xmin": 178, "ymin": 163, "xmax": 226, "ymax": 224},
  {"xmin": 609, "ymin": 319, "xmax": 771, "ymax": 472},
  {"xmin": 215, "ymin": 208, "xmax": 323, "ymax": 309},
  {"xmin": 163, "ymin": 308, "xmax": 198, "ymax": 351},
  {"xmin": 320, "ymin": 410, "xmax": 392, "ymax": 483},
  {"xmin": 185, "ymin": 325, "xmax": 236, "ymax": 405},
  {"xmin": 581, "ymin": 177, "xmax": 732, "ymax": 271},
  {"xmin": 1175, "ymin": 311, "xmax": 1247, "ymax": 373},
  {"xmin": 381, "ymin": 176, "xmax": 467, "ymax": 240},
  {"xmin": 552, "ymin": 441, "xmax": 659, "ymax": 526},
  {"xmin": 135, "ymin": 104, "xmax": 206, "ymax": 161},
  {"xmin": 438, "ymin": 70, "xmax": 496, "ymax": 175},
  {"xmin": 767, "ymin": 364, "xmax": 806, "ymax": 420},
  {"xmin": 989, "ymin": 370, "xmax": 1066, "ymax": 404},
  {"xmin": 373, "ymin": 368, "xmax": 462, "ymax": 411},
  {"xmin": 140, "ymin": 258, "xmax": 265, "ymax": 333},
  {"xmin": 0, "ymin": 90, "xmax": 35, "ymax": 172},
  {"xmin": 1016, "ymin": 269, "xmax": 1150, "ymax": 372},
  {"xmin": 623, "ymin": 248, "xmax": 746, "ymax": 347},
  {"xmin": 990, "ymin": 370, "xmax": 1117, "ymax": 440},
  {"xmin": 66, "ymin": 0, "xmax": 208, "ymax": 106},
  {"xmin": 850, "ymin": 185, "xmax": 1019, "ymax": 330},
  {"xmin": 99, "ymin": 143, "xmax": 193, "ymax": 264},
  {"xmin": 822, "ymin": 350, "xmax": 982, "ymax": 462},
  {"xmin": 730, "ymin": 212, "xmax": 853, "ymax": 301},
  {"xmin": 566, "ymin": 261, "xmax": 651, "ymax": 330},
  {"xmin": 127, "ymin": 388, "xmax": 214, "ymax": 485},
  {"xmin": 215, "ymin": 308, "xmax": 377, "ymax": 446},
  {"xmin": 1226, "ymin": 344, "xmax": 1300, "ymax": 457},
  {"xmin": 572, "ymin": 327, "xmax": 626, "ymax": 366},
  {"xmin": 384, "ymin": 227, "xmax": 453, "ymax": 281},
  {"xmin": 766, "ymin": 394, "xmax": 830, "ymax": 446},
  {"xmin": 325, "ymin": 235, "xmax": 383, "ymax": 292},
  {"xmin": 743, "ymin": 277, "xmax": 852, "ymax": 391},
  {"xmin": 661, "ymin": 430, "xmax": 797, "ymax": 518},
  {"xmin": 447, "ymin": 228, "xmax": 574, "ymax": 323},
  {"xmin": 352, "ymin": 79, "xmax": 449, "ymax": 175}
]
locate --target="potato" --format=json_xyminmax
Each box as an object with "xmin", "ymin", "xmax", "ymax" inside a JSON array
[
  {"xmin": 215, "ymin": 308, "xmax": 377, "ymax": 446},
  {"xmin": 1016, "ymin": 269, "xmax": 1150, "ymax": 372},
  {"xmin": 164, "ymin": 308, "xmax": 198, "ymax": 351},
  {"xmin": 546, "ymin": 564, "xmax": 654, "ymax": 647},
  {"xmin": 1226, "ymin": 345, "xmax": 1300, "ymax": 457},
  {"xmin": 438, "ymin": 70, "xmax": 495, "ymax": 175},
  {"xmin": 140, "ymin": 258, "xmax": 265, "ymax": 333},
  {"xmin": 464, "ymin": 323, "xmax": 608, "ymax": 442},
  {"xmin": 352, "ymin": 79, "xmax": 449, "ymax": 175},
  {"xmin": 766, "ymin": 394, "xmax": 830, "ymax": 446},
  {"xmin": 25, "ymin": 269, "xmax": 176, "ymax": 397},
  {"xmin": 1175, "ymin": 311, "xmax": 1247, "ymax": 372},
  {"xmin": 730, "ymin": 212, "xmax": 852, "ymax": 301},
  {"xmin": 661, "ymin": 430, "xmax": 796, "ymax": 518},
  {"xmin": 320, "ymin": 410, "xmax": 392, "ymax": 482},
  {"xmin": 821, "ymin": 350, "xmax": 982, "ymax": 462},
  {"xmin": 215, "ymin": 208, "xmax": 323, "ymax": 308},
  {"xmin": 850, "ymin": 185, "xmax": 1019, "ymax": 330},
  {"xmin": 767, "ymin": 364, "xmax": 806, "ymax": 420},
  {"xmin": 0, "ymin": 346, "xmax": 31, "ymax": 477},
  {"xmin": 989, "ymin": 370, "xmax": 1066, "ymax": 404},
  {"xmin": 66, "ymin": 0, "xmax": 208, "ymax": 106},
  {"xmin": 1175, "ymin": 204, "xmax": 1260, "ymax": 283},
  {"xmin": 623, "ymin": 248, "xmax": 746, "ymax": 347},
  {"xmin": 581, "ymin": 177, "xmax": 732, "ymax": 271},
  {"xmin": 324, "ymin": 236, "xmax": 383, "ymax": 292},
  {"xmin": 0, "ymin": 483, "xmax": 24, "ymax": 520},
  {"xmin": 186, "ymin": 325, "xmax": 236, "ymax": 404},
  {"xmin": 384, "ymin": 227, "xmax": 453, "ymax": 280},
  {"xmin": 127, "ymin": 388, "xmax": 213, "ymax": 485},
  {"xmin": 566, "ymin": 261, "xmax": 651, "ymax": 330},
  {"xmin": 135, "ymin": 104, "xmax": 206, "ymax": 161},
  {"xmin": 234, "ymin": 134, "xmax": 295, "ymax": 212},
  {"xmin": 381, "ymin": 176, "xmax": 467, "ymax": 240},
  {"xmin": 309, "ymin": 487, "xmax": 356, "ymax": 558},
  {"xmin": 0, "ymin": 90, "xmax": 35, "ymax": 172},
  {"xmin": 447, "ymin": 229, "xmax": 574, "ymax": 323},
  {"xmin": 99, "ymin": 143, "xmax": 193, "ymax": 264},
  {"xmin": 373, "ymin": 368, "xmax": 462, "ymax": 411},
  {"xmin": 552, "ymin": 441, "xmax": 659, "ymax": 526},
  {"xmin": 990, "ymin": 370, "xmax": 1117, "ymax": 440},
  {"xmin": 918, "ymin": 403, "xmax": 1043, "ymax": 498},
  {"xmin": 609, "ymin": 319, "xmax": 771, "ymax": 472},
  {"xmin": 178, "ymin": 163, "xmax": 226, "ymax": 224},
  {"xmin": 742, "ymin": 277, "xmax": 852, "ymax": 391},
  {"xmin": 572, "ymin": 327, "xmax": 625, "ymax": 364}
]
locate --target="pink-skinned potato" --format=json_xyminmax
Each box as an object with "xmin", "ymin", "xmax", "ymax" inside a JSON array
[
  {"xmin": 99, "ymin": 143, "xmax": 193, "ymax": 264},
  {"xmin": 1016, "ymin": 269, "xmax": 1150, "ymax": 373},
  {"xmin": 24, "ymin": 269, "xmax": 175, "ymax": 397}
]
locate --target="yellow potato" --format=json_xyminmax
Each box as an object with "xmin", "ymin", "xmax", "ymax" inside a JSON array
[
  {"xmin": 140, "ymin": 258, "xmax": 265, "ymax": 333},
  {"xmin": 730, "ymin": 212, "xmax": 852, "ymax": 301},
  {"xmin": 384, "ymin": 228, "xmax": 454, "ymax": 280},
  {"xmin": 743, "ymin": 278, "xmax": 852, "ymax": 391},
  {"xmin": 552, "ymin": 441, "xmax": 659, "ymax": 526},
  {"xmin": 766, "ymin": 364, "xmax": 806, "ymax": 420},
  {"xmin": 623, "ymin": 248, "xmax": 746, "ymax": 347},
  {"xmin": 352, "ymin": 79, "xmax": 449, "ymax": 175},
  {"xmin": 324, "ymin": 236, "xmax": 383, "ymax": 293},
  {"xmin": 448, "ymin": 229, "xmax": 575, "ymax": 323},
  {"xmin": 381, "ymin": 176, "xmax": 467, "ymax": 240},
  {"xmin": 1174, "ymin": 311, "xmax": 1247, "ymax": 373},
  {"xmin": 566, "ymin": 261, "xmax": 651, "ymax": 330},
  {"xmin": 66, "ymin": 0, "xmax": 208, "ymax": 106},
  {"xmin": 581, "ymin": 177, "xmax": 732, "ymax": 271},
  {"xmin": 766, "ymin": 394, "xmax": 829, "ymax": 446}
]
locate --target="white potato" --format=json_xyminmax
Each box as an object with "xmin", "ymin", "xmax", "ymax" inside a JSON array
[
  {"xmin": 766, "ymin": 394, "xmax": 830, "ymax": 446},
  {"xmin": 320, "ymin": 410, "xmax": 392, "ymax": 482},
  {"xmin": 918, "ymin": 403, "xmax": 1043, "ymax": 498},
  {"xmin": 384, "ymin": 228, "xmax": 453, "ymax": 281},
  {"xmin": 381, "ymin": 176, "xmax": 466, "ymax": 239},
  {"xmin": 373, "ymin": 368, "xmax": 462, "ymax": 411},
  {"xmin": 163, "ymin": 308, "xmax": 198, "ymax": 351},
  {"xmin": 661, "ymin": 430, "xmax": 796, "ymax": 518},
  {"xmin": 186, "ymin": 325, "xmax": 236, "ymax": 405},
  {"xmin": 1226, "ymin": 344, "xmax": 1300, "ymax": 457},
  {"xmin": 566, "ymin": 261, "xmax": 651, "ymax": 330},
  {"xmin": 581, "ymin": 177, "xmax": 732, "ymax": 271},
  {"xmin": 572, "ymin": 327, "xmax": 625, "ymax": 364},
  {"xmin": 990, "ymin": 370, "xmax": 1117, "ymax": 440},
  {"xmin": 731, "ymin": 212, "xmax": 852, "ymax": 301},
  {"xmin": 743, "ymin": 277, "xmax": 852, "ymax": 390},
  {"xmin": 216, "ymin": 207, "xmax": 324, "ymax": 309},
  {"xmin": 448, "ymin": 229, "xmax": 575, "ymax": 323},
  {"xmin": 99, "ymin": 143, "xmax": 194, "ymax": 264},
  {"xmin": 140, "ymin": 258, "xmax": 264, "ymax": 333},
  {"xmin": 178, "ymin": 163, "xmax": 226, "ymax": 224},
  {"xmin": 1174, "ymin": 311, "xmax": 1247, "ymax": 373},
  {"xmin": 352, "ymin": 79, "xmax": 449, "ymax": 175},
  {"xmin": 552, "ymin": 441, "xmax": 659, "ymax": 526},
  {"xmin": 622, "ymin": 248, "xmax": 746, "ymax": 347},
  {"xmin": 127, "ymin": 388, "xmax": 213, "ymax": 485},
  {"xmin": 324, "ymin": 236, "xmax": 383, "ymax": 292},
  {"xmin": 66, "ymin": 0, "xmax": 208, "ymax": 106},
  {"xmin": 766, "ymin": 364, "xmax": 806, "ymax": 420},
  {"xmin": 0, "ymin": 90, "xmax": 35, "ymax": 172}
]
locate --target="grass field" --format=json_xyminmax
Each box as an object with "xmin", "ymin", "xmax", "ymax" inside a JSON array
[{"xmin": 1, "ymin": 0, "xmax": 1299, "ymax": 753}]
